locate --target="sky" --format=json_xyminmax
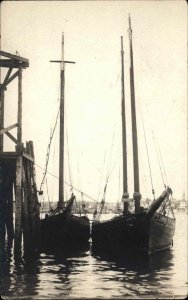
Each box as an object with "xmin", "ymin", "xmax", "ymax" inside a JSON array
[{"xmin": 1, "ymin": 0, "xmax": 187, "ymax": 204}]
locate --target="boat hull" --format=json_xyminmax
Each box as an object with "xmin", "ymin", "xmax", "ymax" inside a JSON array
[
  {"xmin": 149, "ymin": 212, "xmax": 175, "ymax": 252},
  {"xmin": 91, "ymin": 212, "xmax": 175, "ymax": 254},
  {"xmin": 40, "ymin": 213, "xmax": 90, "ymax": 251}
]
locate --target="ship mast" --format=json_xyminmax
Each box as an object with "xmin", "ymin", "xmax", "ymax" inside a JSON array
[
  {"xmin": 121, "ymin": 36, "xmax": 129, "ymax": 213},
  {"xmin": 128, "ymin": 16, "xmax": 141, "ymax": 212},
  {"xmin": 59, "ymin": 34, "xmax": 65, "ymax": 207},
  {"xmin": 50, "ymin": 33, "xmax": 75, "ymax": 209}
]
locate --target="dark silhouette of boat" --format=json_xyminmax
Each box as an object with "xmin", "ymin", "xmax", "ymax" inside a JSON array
[
  {"xmin": 91, "ymin": 17, "xmax": 175, "ymax": 254},
  {"xmin": 40, "ymin": 34, "xmax": 90, "ymax": 251}
]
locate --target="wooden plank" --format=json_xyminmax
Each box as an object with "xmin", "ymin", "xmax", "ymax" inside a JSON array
[
  {"xmin": 0, "ymin": 59, "xmax": 28, "ymax": 69},
  {"xmin": 1, "ymin": 70, "xmax": 19, "ymax": 88},
  {"xmin": 0, "ymin": 123, "xmax": 18, "ymax": 135},
  {"xmin": 0, "ymin": 152, "xmax": 20, "ymax": 162},
  {"xmin": 0, "ymin": 50, "xmax": 29, "ymax": 64},
  {"xmin": 3, "ymin": 67, "xmax": 13, "ymax": 83},
  {"xmin": 5, "ymin": 132, "xmax": 18, "ymax": 144},
  {"xmin": 22, "ymin": 152, "xmax": 34, "ymax": 162},
  {"xmin": 17, "ymin": 69, "xmax": 22, "ymax": 148}
]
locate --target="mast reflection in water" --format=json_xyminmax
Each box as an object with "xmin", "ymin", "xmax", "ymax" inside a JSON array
[{"xmin": 0, "ymin": 212, "xmax": 187, "ymax": 299}]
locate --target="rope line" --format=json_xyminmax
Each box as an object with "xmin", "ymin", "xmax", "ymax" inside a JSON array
[
  {"xmin": 66, "ymin": 127, "xmax": 72, "ymax": 186},
  {"xmin": 156, "ymin": 135, "xmax": 168, "ymax": 185},
  {"xmin": 106, "ymin": 127, "xmax": 116, "ymax": 178},
  {"xmin": 152, "ymin": 131, "xmax": 166, "ymax": 188},
  {"xmin": 97, "ymin": 151, "xmax": 107, "ymax": 201},
  {"xmin": 39, "ymin": 106, "xmax": 60, "ymax": 192},
  {"xmin": 141, "ymin": 112, "xmax": 155, "ymax": 199},
  {"xmin": 46, "ymin": 177, "xmax": 50, "ymax": 205},
  {"xmin": 36, "ymin": 163, "xmax": 97, "ymax": 202}
]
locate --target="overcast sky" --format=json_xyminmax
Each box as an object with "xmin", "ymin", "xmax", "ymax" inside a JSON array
[{"xmin": 1, "ymin": 0, "xmax": 187, "ymax": 204}]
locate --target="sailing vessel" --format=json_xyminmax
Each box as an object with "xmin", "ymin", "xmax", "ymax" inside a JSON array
[
  {"xmin": 40, "ymin": 34, "xmax": 90, "ymax": 251},
  {"xmin": 91, "ymin": 17, "xmax": 175, "ymax": 254}
]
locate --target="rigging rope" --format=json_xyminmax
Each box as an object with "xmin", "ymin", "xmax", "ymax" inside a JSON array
[
  {"xmin": 138, "ymin": 101, "xmax": 169, "ymax": 200},
  {"xmin": 46, "ymin": 177, "xmax": 50, "ymax": 205},
  {"xmin": 94, "ymin": 128, "xmax": 117, "ymax": 219},
  {"xmin": 106, "ymin": 127, "xmax": 116, "ymax": 178},
  {"xmin": 97, "ymin": 151, "xmax": 107, "ymax": 201},
  {"xmin": 114, "ymin": 71, "xmax": 121, "ymax": 88},
  {"xmin": 103, "ymin": 129, "xmax": 116, "ymax": 200},
  {"xmin": 140, "ymin": 162, "xmax": 149, "ymax": 199},
  {"xmin": 39, "ymin": 106, "xmax": 60, "ymax": 192},
  {"xmin": 66, "ymin": 127, "xmax": 72, "ymax": 187},
  {"xmin": 95, "ymin": 181, "xmax": 108, "ymax": 221},
  {"xmin": 40, "ymin": 192, "xmax": 45, "ymax": 216},
  {"xmin": 156, "ymin": 135, "xmax": 168, "ymax": 185},
  {"xmin": 36, "ymin": 163, "xmax": 97, "ymax": 202},
  {"xmin": 141, "ymin": 113, "xmax": 155, "ymax": 200},
  {"xmin": 152, "ymin": 131, "xmax": 166, "ymax": 188}
]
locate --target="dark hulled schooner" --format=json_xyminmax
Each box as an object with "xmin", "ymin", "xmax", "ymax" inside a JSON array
[
  {"xmin": 40, "ymin": 34, "xmax": 90, "ymax": 251},
  {"xmin": 91, "ymin": 17, "xmax": 175, "ymax": 254}
]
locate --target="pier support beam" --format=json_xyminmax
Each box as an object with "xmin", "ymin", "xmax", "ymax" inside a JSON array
[
  {"xmin": 14, "ymin": 154, "xmax": 23, "ymax": 252},
  {"xmin": 0, "ymin": 51, "xmax": 40, "ymax": 258},
  {"xmin": 22, "ymin": 142, "xmax": 40, "ymax": 257},
  {"xmin": 0, "ymin": 89, "xmax": 5, "ymax": 152},
  {"xmin": 0, "ymin": 161, "xmax": 15, "ymax": 263},
  {"xmin": 14, "ymin": 67, "xmax": 23, "ymax": 253},
  {"xmin": 0, "ymin": 163, "xmax": 6, "ymax": 247},
  {"xmin": 5, "ymin": 174, "xmax": 14, "ymax": 239}
]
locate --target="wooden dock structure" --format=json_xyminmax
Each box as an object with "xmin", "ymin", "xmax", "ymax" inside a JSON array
[{"xmin": 0, "ymin": 51, "xmax": 40, "ymax": 258}]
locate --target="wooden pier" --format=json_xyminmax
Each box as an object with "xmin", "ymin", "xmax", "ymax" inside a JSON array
[{"xmin": 0, "ymin": 51, "xmax": 40, "ymax": 258}]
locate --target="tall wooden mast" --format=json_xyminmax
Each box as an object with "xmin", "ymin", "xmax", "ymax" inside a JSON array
[
  {"xmin": 121, "ymin": 36, "xmax": 129, "ymax": 213},
  {"xmin": 121, "ymin": 37, "xmax": 128, "ymax": 195},
  {"xmin": 59, "ymin": 33, "xmax": 65, "ymax": 207},
  {"xmin": 128, "ymin": 16, "xmax": 141, "ymax": 211},
  {"xmin": 50, "ymin": 34, "xmax": 75, "ymax": 208}
]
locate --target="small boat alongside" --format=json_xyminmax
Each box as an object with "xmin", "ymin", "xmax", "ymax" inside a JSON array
[
  {"xmin": 40, "ymin": 34, "xmax": 90, "ymax": 251},
  {"xmin": 91, "ymin": 17, "xmax": 175, "ymax": 254},
  {"xmin": 41, "ymin": 194, "xmax": 90, "ymax": 251}
]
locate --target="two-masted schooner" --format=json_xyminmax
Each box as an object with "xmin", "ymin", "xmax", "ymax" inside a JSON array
[
  {"xmin": 91, "ymin": 17, "xmax": 175, "ymax": 254},
  {"xmin": 40, "ymin": 34, "xmax": 90, "ymax": 251}
]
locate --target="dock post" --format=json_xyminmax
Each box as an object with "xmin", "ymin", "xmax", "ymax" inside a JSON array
[
  {"xmin": 28, "ymin": 141, "xmax": 40, "ymax": 251},
  {"xmin": 22, "ymin": 141, "xmax": 40, "ymax": 257},
  {"xmin": 14, "ymin": 68, "xmax": 23, "ymax": 253},
  {"xmin": 0, "ymin": 163, "xmax": 6, "ymax": 261},
  {"xmin": 0, "ymin": 88, "xmax": 5, "ymax": 152},
  {"xmin": 22, "ymin": 156, "xmax": 31, "ymax": 257},
  {"xmin": 5, "ymin": 170, "xmax": 14, "ymax": 240}
]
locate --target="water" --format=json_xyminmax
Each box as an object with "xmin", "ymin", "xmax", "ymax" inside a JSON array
[{"xmin": 0, "ymin": 212, "xmax": 187, "ymax": 299}]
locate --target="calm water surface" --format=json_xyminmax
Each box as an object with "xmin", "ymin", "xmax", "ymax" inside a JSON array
[{"xmin": 0, "ymin": 212, "xmax": 187, "ymax": 299}]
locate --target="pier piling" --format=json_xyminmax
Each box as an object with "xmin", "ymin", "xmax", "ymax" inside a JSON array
[{"xmin": 0, "ymin": 51, "xmax": 40, "ymax": 258}]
